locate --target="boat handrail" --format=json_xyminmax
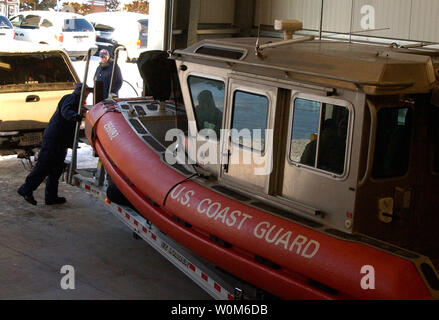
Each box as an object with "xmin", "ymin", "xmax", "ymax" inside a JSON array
[
  {"xmin": 256, "ymin": 35, "xmax": 315, "ymax": 53},
  {"xmin": 68, "ymin": 46, "xmax": 96, "ymax": 185},
  {"xmin": 172, "ymin": 50, "xmax": 415, "ymax": 90},
  {"xmin": 358, "ymin": 99, "xmax": 378, "ymax": 187},
  {"xmin": 260, "ymin": 28, "xmax": 439, "ymax": 53}
]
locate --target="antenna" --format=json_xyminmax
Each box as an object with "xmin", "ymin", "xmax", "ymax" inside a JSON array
[
  {"xmin": 349, "ymin": 0, "xmax": 354, "ymax": 43},
  {"xmin": 255, "ymin": 0, "xmax": 263, "ymax": 56},
  {"xmin": 319, "ymin": 0, "xmax": 324, "ymax": 40},
  {"xmin": 255, "ymin": 23, "xmax": 261, "ymax": 56}
]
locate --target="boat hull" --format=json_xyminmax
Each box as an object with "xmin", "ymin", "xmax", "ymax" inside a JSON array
[{"xmin": 85, "ymin": 101, "xmax": 434, "ymax": 299}]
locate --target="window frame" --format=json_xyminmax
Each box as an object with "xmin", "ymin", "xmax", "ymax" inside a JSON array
[
  {"xmin": 230, "ymin": 88, "xmax": 270, "ymax": 154},
  {"xmin": 287, "ymin": 92, "xmax": 353, "ymax": 179},
  {"xmin": 186, "ymin": 73, "xmax": 227, "ymax": 141}
]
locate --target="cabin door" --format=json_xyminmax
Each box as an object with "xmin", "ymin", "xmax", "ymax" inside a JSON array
[
  {"xmin": 279, "ymin": 92, "xmax": 357, "ymax": 230},
  {"xmin": 220, "ymin": 79, "xmax": 277, "ymax": 193}
]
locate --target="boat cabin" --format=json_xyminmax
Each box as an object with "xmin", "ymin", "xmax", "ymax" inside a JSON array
[{"xmin": 165, "ymin": 33, "xmax": 439, "ymax": 268}]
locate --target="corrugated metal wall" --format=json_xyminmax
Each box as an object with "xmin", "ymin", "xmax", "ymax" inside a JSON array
[
  {"xmin": 195, "ymin": 0, "xmax": 439, "ymax": 42},
  {"xmin": 410, "ymin": 0, "xmax": 439, "ymax": 42},
  {"xmin": 253, "ymin": 0, "xmax": 439, "ymax": 42}
]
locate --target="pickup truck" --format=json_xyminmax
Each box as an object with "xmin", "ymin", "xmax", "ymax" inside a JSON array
[{"xmin": 0, "ymin": 41, "xmax": 79, "ymax": 157}]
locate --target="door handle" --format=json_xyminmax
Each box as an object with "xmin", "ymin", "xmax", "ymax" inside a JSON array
[{"xmin": 26, "ymin": 95, "xmax": 40, "ymax": 102}]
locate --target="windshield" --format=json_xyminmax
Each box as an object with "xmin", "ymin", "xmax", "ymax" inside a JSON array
[
  {"xmin": 0, "ymin": 16, "xmax": 12, "ymax": 29},
  {"xmin": 63, "ymin": 18, "xmax": 94, "ymax": 32}
]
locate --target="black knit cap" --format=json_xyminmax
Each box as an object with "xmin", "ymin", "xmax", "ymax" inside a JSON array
[{"xmin": 74, "ymin": 82, "xmax": 91, "ymax": 94}]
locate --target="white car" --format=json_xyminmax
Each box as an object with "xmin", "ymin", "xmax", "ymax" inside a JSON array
[
  {"xmin": 0, "ymin": 15, "xmax": 14, "ymax": 41},
  {"xmin": 10, "ymin": 10, "xmax": 96, "ymax": 59},
  {"xmin": 0, "ymin": 41, "xmax": 79, "ymax": 156},
  {"xmin": 85, "ymin": 11, "xmax": 148, "ymax": 61}
]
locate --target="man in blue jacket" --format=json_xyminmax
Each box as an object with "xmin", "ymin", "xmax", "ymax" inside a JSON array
[
  {"xmin": 17, "ymin": 83, "xmax": 91, "ymax": 205},
  {"xmin": 94, "ymin": 49, "xmax": 123, "ymax": 100}
]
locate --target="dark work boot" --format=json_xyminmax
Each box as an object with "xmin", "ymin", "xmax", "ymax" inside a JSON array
[
  {"xmin": 17, "ymin": 187, "xmax": 37, "ymax": 206},
  {"xmin": 45, "ymin": 197, "xmax": 66, "ymax": 205}
]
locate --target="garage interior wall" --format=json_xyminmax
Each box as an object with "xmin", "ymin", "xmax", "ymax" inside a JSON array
[
  {"xmin": 169, "ymin": 0, "xmax": 439, "ymax": 50},
  {"xmin": 254, "ymin": 0, "xmax": 439, "ymax": 42}
]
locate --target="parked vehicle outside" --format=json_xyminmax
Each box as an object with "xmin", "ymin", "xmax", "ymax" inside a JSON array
[
  {"xmin": 0, "ymin": 14, "xmax": 14, "ymax": 41},
  {"xmin": 0, "ymin": 41, "xmax": 79, "ymax": 156},
  {"xmin": 10, "ymin": 10, "xmax": 96, "ymax": 60},
  {"xmin": 85, "ymin": 11, "xmax": 148, "ymax": 61}
]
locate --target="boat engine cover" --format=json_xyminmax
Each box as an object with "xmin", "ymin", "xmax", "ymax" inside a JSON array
[{"xmin": 137, "ymin": 50, "xmax": 176, "ymax": 101}]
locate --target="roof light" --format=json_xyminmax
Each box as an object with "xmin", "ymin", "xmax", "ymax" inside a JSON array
[{"xmin": 274, "ymin": 20, "xmax": 303, "ymax": 40}]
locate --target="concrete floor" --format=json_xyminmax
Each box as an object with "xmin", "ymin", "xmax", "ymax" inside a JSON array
[{"xmin": 0, "ymin": 155, "xmax": 211, "ymax": 300}]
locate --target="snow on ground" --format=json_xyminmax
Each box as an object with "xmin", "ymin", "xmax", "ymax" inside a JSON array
[
  {"xmin": 0, "ymin": 155, "xmax": 18, "ymax": 161},
  {"xmin": 65, "ymin": 143, "xmax": 99, "ymax": 169},
  {"xmin": 1, "ymin": 143, "xmax": 98, "ymax": 170}
]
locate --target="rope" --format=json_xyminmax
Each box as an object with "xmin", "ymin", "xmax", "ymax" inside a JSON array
[{"xmin": 162, "ymin": 173, "xmax": 198, "ymax": 207}]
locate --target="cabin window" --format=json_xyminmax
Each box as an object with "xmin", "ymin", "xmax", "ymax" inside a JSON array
[
  {"xmin": 372, "ymin": 107, "xmax": 412, "ymax": 179},
  {"xmin": 187, "ymin": 76, "xmax": 225, "ymax": 139},
  {"xmin": 290, "ymin": 98, "xmax": 349, "ymax": 175},
  {"xmin": 231, "ymin": 90, "xmax": 269, "ymax": 152}
]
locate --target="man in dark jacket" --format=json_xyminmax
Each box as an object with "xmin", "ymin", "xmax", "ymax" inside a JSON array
[
  {"xmin": 17, "ymin": 83, "xmax": 91, "ymax": 205},
  {"xmin": 94, "ymin": 49, "xmax": 123, "ymax": 100}
]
